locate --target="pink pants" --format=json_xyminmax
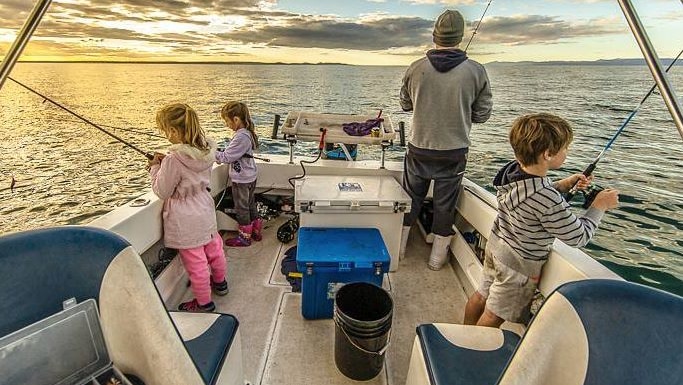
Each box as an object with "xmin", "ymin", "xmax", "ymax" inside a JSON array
[{"xmin": 178, "ymin": 232, "xmax": 226, "ymax": 305}]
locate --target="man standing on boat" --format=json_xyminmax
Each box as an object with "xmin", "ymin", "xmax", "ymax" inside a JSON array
[{"xmin": 399, "ymin": 9, "xmax": 492, "ymax": 270}]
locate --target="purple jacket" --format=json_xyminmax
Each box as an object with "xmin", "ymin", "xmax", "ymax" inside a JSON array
[
  {"xmin": 149, "ymin": 142, "xmax": 217, "ymax": 249},
  {"xmin": 215, "ymin": 128, "xmax": 257, "ymax": 184}
]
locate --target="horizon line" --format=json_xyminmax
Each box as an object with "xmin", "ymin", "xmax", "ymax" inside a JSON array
[{"xmin": 14, "ymin": 57, "xmax": 680, "ymax": 66}]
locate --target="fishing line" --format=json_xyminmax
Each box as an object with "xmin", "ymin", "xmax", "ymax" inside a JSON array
[
  {"xmin": 463, "ymin": 0, "xmax": 493, "ymax": 52},
  {"xmin": 51, "ymin": 117, "xmax": 165, "ymax": 139},
  {"xmin": 565, "ymin": 48, "xmax": 683, "ymax": 201},
  {"xmin": 7, "ymin": 76, "xmax": 153, "ymax": 160}
]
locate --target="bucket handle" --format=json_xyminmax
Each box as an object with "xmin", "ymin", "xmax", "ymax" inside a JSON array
[{"xmin": 333, "ymin": 317, "xmax": 391, "ymax": 356}]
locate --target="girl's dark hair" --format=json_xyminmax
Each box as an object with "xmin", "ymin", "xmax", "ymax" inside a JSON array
[{"xmin": 221, "ymin": 101, "xmax": 258, "ymax": 150}]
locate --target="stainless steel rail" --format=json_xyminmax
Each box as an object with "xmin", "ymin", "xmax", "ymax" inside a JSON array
[
  {"xmin": 0, "ymin": 0, "xmax": 53, "ymax": 91},
  {"xmin": 617, "ymin": 0, "xmax": 683, "ymax": 140}
]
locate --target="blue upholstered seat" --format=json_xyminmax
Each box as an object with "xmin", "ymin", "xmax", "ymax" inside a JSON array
[
  {"xmin": 407, "ymin": 279, "xmax": 683, "ymax": 385},
  {"xmin": 0, "ymin": 226, "xmax": 129, "ymax": 337},
  {"xmin": 417, "ymin": 324, "xmax": 519, "ymax": 385},
  {"xmin": 0, "ymin": 226, "xmax": 243, "ymax": 385},
  {"xmin": 170, "ymin": 311, "xmax": 239, "ymax": 384}
]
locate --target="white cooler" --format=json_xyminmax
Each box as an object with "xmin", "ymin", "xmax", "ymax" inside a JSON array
[{"xmin": 294, "ymin": 175, "xmax": 411, "ymax": 271}]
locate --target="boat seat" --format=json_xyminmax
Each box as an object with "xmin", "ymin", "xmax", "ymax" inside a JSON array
[
  {"xmin": 170, "ymin": 311, "xmax": 241, "ymax": 385},
  {"xmin": 406, "ymin": 279, "xmax": 683, "ymax": 385},
  {"xmin": 0, "ymin": 226, "xmax": 244, "ymax": 385},
  {"xmin": 408, "ymin": 324, "xmax": 520, "ymax": 385}
]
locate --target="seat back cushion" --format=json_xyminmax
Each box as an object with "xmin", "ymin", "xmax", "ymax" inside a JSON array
[
  {"xmin": 499, "ymin": 279, "xmax": 683, "ymax": 385},
  {"xmin": 0, "ymin": 227, "xmax": 128, "ymax": 337}
]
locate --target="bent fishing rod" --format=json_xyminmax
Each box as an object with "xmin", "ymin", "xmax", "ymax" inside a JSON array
[
  {"xmin": 464, "ymin": 0, "xmax": 493, "ymax": 52},
  {"xmin": 7, "ymin": 76, "xmax": 154, "ymax": 160},
  {"xmin": 565, "ymin": 48, "xmax": 683, "ymax": 202}
]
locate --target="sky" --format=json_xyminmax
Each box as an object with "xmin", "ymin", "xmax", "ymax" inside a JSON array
[{"xmin": 0, "ymin": 0, "xmax": 680, "ymax": 65}]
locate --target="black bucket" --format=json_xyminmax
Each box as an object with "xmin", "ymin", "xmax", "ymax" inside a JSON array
[{"xmin": 334, "ymin": 282, "xmax": 393, "ymax": 381}]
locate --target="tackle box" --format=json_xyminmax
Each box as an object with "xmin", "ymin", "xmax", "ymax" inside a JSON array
[
  {"xmin": 296, "ymin": 227, "xmax": 391, "ymax": 319},
  {"xmin": 0, "ymin": 298, "xmax": 133, "ymax": 385}
]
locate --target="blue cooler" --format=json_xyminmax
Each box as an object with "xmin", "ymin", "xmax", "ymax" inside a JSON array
[{"xmin": 296, "ymin": 227, "xmax": 391, "ymax": 319}]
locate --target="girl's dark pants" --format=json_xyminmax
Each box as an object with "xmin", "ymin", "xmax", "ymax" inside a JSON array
[{"xmin": 232, "ymin": 181, "xmax": 257, "ymax": 225}]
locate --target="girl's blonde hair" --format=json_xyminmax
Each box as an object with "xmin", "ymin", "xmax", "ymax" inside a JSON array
[
  {"xmin": 156, "ymin": 103, "xmax": 209, "ymax": 151},
  {"xmin": 509, "ymin": 113, "xmax": 573, "ymax": 166},
  {"xmin": 221, "ymin": 101, "xmax": 258, "ymax": 150}
]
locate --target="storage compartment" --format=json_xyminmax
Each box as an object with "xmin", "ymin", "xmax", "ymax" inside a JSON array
[
  {"xmin": 294, "ymin": 175, "xmax": 411, "ymax": 271},
  {"xmin": 0, "ymin": 299, "xmax": 134, "ymax": 385},
  {"xmin": 296, "ymin": 227, "xmax": 391, "ymax": 319}
]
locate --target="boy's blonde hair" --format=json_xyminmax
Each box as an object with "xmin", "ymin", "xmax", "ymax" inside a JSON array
[
  {"xmin": 156, "ymin": 103, "xmax": 209, "ymax": 151},
  {"xmin": 509, "ymin": 113, "xmax": 573, "ymax": 166},
  {"xmin": 221, "ymin": 101, "xmax": 258, "ymax": 150}
]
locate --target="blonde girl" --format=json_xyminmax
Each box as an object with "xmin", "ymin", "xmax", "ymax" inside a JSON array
[
  {"xmin": 149, "ymin": 103, "xmax": 228, "ymax": 312},
  {"xmin": 215, "ymin": 101, "xmax": 261, "ymax": 247}
]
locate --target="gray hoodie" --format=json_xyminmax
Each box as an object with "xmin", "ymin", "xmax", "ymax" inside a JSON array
[{"xmin": 400, "ymin": 49, "xmax": 492, "ymax": 151}]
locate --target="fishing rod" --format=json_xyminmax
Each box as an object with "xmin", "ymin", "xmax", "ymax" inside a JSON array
[
  {"xmin": 7, "ymin": 76, "xmax": 153, "ymax": 160},
  {"xmin": 565, "ymin": 48, "xmax": 683, "ymax": 202},
  {"xmin": 464, "ymin": 0, "xmax": 493, "ymax": 52},
  {"xmin": 244, "ymin": 153, "xmax": 271, "ymax": 162},
  {"xmin": 52, "ymin": 117, "xmax": 165, "ymax": 139}
]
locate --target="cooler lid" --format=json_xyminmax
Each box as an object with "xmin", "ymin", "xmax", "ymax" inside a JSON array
[
  {"xmin": 0, "ymin": 298, "xmax": 110, "ymax": 385},
  {"xmin": 294, "ymin": 175, "xmax": 410, "ymax": 207},
  {"xmin": 296, "ymin": 228, "xmax": 391, "ymax": 267}
]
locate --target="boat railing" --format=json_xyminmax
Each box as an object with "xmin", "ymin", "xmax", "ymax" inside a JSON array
[
  {"xmin": 0, "ymin": 0, "xmax": 52, "ymax": 90},
  {"xmin": 617, "ymin": 0, "xmax": 683, "ymax": 139}
]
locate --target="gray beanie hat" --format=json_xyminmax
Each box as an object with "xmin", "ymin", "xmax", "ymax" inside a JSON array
[{"xmin": 432, "ymin": 10, "xmax": 465, "ymax": 47}]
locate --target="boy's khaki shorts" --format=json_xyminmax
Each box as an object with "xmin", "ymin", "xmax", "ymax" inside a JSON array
[{"xmin": 477, "ymin": 251, "xmax": 542, "ymax": 324}]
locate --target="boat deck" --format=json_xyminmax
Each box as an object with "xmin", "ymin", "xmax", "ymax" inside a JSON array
[{"xmin": 167, "ymin": 216, "xmax": 469, "ymax": 385}]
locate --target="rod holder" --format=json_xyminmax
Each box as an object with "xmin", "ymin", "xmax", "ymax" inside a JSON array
[
  {"xmin": 271, "ymin": 114, "xmax": 281, "ymax": 139},
  {"xmin": 398, "ymin": 121, "xmax": 406, "ymax": 147}
]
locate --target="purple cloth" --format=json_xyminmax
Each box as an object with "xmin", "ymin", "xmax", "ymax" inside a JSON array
[{"xmin": 342, "ymin": 118, "xmax": 384, "ymax": 136}]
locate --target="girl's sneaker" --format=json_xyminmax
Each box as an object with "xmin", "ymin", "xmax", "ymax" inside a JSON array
[
  {"xmin": 211, "ymin": 279, "xmax": 229, "ymax": 296},
  {"xmin": 178, "ymin": 299, "xmax": 215, "ymax": 312},
  {"xmin": 251, "ymin": 218, "xmax": 263, "ymax": 242},
  {"xmin": 225, "ymin": 224, "xmax": 252, "ymax": 247}
]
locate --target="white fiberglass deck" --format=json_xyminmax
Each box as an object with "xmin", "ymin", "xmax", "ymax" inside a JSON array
[{"xmin": 167, "ymin": 217, "xmax": 468, "ymax": 385}]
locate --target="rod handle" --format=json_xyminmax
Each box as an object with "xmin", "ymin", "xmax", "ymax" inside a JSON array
[
  {"xmin": 565, "ymin": 163, "xmax": 596, "ymax": 202},
  {"xmin": 318, "ymin": 128, "xmax": 328, "ymax": 150}
]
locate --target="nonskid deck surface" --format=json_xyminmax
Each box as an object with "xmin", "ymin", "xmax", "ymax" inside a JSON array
[{"xmin": 171, "ymin": 217, "xmax": 468, "ymax": 385}]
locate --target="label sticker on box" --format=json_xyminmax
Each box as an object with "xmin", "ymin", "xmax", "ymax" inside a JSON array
[
  {"xmin": 327, "ymin": 282, "xmax": 346, "ymax": 300},
  {"xmin": 338, "ymin": 182, "xmax": 362, "ymax": 192}
]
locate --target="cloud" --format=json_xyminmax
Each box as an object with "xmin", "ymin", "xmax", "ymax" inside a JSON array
[
  {"xmin": 1, "ymin": 1, "xmax": 628, "ymax": 60},
  {"xmin": 401, "ymin": 0, "xmax": 478, "ymax": 5},
  {"xmin": 473, "ymin": 14, "xmax": 624, "ymax": 45},
  {"xmin": 222, "ymin": 16, "xmax": 433, "ymax": 50}
]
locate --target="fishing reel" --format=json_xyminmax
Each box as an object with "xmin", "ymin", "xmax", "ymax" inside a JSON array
[
  {"xmin": 581, "ymin": 185, "xmax": 604, "ymax": 209},
  {"xmin": 277, "ymin": 214, "xmax": 300, "ymax": 243}
]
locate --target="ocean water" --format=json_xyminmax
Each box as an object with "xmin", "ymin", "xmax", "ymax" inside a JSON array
[{"xmin": 1, "ymin": 62, "xmax": 681, "ymax": 294}]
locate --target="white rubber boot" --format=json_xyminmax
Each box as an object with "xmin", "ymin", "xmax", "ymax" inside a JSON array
[
  {"xmin": 428, "ymin": 235, "xmax": 452, "ymax": 270},
  {"xmin": 399, "ymin": 226, "xmax": 411, "ymax": 259}
]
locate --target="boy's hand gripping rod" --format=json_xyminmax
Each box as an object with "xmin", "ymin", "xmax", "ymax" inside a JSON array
[{"xmin": 565, "ymin": 48, "xmax": 682, "ymax": 202}]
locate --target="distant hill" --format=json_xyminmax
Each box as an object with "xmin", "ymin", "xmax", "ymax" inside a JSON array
[{"xmin": 487, "ymin": 58, "xmax": 681, "ymax": 66}]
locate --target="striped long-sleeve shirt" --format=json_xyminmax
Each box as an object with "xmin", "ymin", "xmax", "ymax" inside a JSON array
[{"xmin": 489, "ymin": 161, "xmax": 605, "ymax": 264}]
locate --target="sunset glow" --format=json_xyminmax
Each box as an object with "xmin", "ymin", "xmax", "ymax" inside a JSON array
[{"xmin": 1, "ymin": 0, "xmax": 680, "ymax": 65}]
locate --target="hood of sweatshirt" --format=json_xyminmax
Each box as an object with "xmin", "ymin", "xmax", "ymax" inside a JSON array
[
  {"xmin": 493, "ymin": 160, "xmax": 551, "ymax": 210},
  {"xmin": 426, "ymin": 49, "xmax": 468, "ymax": 73},
  {"xmin": 168, "ymin": 139, "xmax": 217, "ymax": 172}
]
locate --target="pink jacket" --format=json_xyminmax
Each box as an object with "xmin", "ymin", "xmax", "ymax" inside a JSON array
[{"xmin": 149, "ymin": 142, "xmax": 217, "ymax": 249}]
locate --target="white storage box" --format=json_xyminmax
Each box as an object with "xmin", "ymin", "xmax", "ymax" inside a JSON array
[{"xmin": 294, "ymin": 175, "xmax": 411, "ymax": 271}]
